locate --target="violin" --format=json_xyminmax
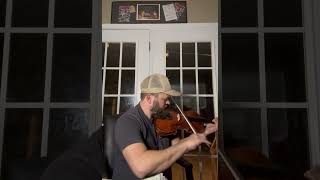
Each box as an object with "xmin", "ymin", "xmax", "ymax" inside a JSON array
[
  {"xmin": 154, "ymin": 97, "xmax": 218, "ymax": 180},
  {"xmin": 153, "ymin": 96, "xmax": 212, "ymax": 137},
  {"xmin": 153, "ymin": 109, "xmax": 207, "ymax": 137}
]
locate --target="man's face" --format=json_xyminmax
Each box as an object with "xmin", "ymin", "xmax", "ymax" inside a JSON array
[{"xmin": 151, "ymin": 93, "xmax": 170, "ymax": 114}]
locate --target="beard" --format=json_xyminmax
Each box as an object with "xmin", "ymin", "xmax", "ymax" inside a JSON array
[{"xmin": 151, "ymin": 99, "xmax": 161, "ymax": 114}]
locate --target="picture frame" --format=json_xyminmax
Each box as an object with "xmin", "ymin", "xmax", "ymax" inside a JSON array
[
  {"xmin": 111, "ymin": 1, "xmax": 187, "ymax": 24},
  {"xmin": 136, "ymin": 4, "xmax": 160, "ymax": 21}
]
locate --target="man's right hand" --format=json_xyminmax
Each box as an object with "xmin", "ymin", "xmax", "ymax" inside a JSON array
[
  {"xmin": 182, "ymin": 118, "xmax": 218, "ymax": 151},
  {"xmin": 183, "ymin": 133, "xmax": 212, "ymax": 151}
]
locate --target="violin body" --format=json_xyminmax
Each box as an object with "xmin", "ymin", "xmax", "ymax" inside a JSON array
[{"xmin": 153, "ymin": 110, "xmax": 206, "ymax": 137}]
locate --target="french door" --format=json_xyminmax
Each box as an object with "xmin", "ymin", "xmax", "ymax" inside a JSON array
[
  {"xmin": 101, "ymin": 24, "xmax": 218, "ymax": 180},
  {"xmin": 101, "ymin": 30, "xmax": 149, "ymax": 115}
]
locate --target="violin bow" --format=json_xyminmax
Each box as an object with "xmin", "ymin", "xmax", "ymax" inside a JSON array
[
  {"xmin": 170, "ymin": 97, "xmax": 198, "ymax": 134},
  {"xmin": 171, "ymin": 97, "xmax": 218, "ymax": 180}
]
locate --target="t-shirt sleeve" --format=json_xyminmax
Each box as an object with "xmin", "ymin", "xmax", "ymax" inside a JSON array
[{"xmin": 114, "ymin": 114, "xmax": 144, "ymax": 151}]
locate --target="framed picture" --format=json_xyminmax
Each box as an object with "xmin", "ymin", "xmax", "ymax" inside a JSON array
[
  {"xmin": 111, "ymin": 1, "xmax": 187, "ymax": 24},
  {"xmin": 136, "ymin": 4, "xmax": 160, "ymax": 20}
]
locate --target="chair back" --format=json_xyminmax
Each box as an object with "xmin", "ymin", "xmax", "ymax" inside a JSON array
[{"xmin": 103, "ymin": 114, "xmax": 121, "ymax": 178}]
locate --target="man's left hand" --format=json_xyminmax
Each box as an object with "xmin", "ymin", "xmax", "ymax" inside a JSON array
[{"xmin": 203, "ymin": 118, "xmax": 218, "ymax": 136}]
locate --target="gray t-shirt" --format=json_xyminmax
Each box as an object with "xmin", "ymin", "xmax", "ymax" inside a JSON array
[{"xmin": 112, "ymin": 104, "xmax": 161, "ymax": 180}]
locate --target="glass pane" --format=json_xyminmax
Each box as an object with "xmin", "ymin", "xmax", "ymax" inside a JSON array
[
  {"xmin": 222, "ymin": 33, "xmax": 259, "ymax": 102},
  {"xmin": 7, "ymin": 34, "xmax": 47, "ymax": 102},
  {"xmin": 105, "ymin": 70, "xmax": 119, "ymax": 94},
  {"xmin": 12, "ymin": 0, "xmax": 48, "ymax": 27},
  {"xmin": 119, "ymin": 97, "xmax": 135, "ymax": 113},
  {"xmin": 198, "ymin": 42, "xmax": 211, "ymax": 67},
  {"xmin": 102, "ymin": 43, "xmax": 105, "ymax": 67},
  {"xmin": 221, "ymin": 0, "xmax": 257, "ymax": 27},
  {"xmin": 223, "ymin": 109, "xmax": 265, "ymax": 179},
  {"xmin": 265, "ymin": 33, "xmax": 305, "ymax": 102},
  {"xmin": 2, "ymin": 109, "xmax": 43, "ymax": 179},
  {"xmin": 122, "ymin": 43, "xmax": 135, "ymax": 67},
  {"xmin": 182, "ymin": 43, "xmax": 195, "ymax": 67},
  {"xmin": 199, "ymin": 97, "xmax": 214, "ymax": 120},
  {"xmin": 264, "ymin": 0, "xmax": 302, "ymax": 27},
  {"xmin": 51, "ymin": 34, "xmax": 91, "ymax": 102},
  {"xmin": 106, "ymin": 43, "xmax": 120, "ymax": 67},
  {"xmin": 223, "ymin": 108, "xmax": 261, "ymax": 151},
  {"xmin": 198, "ymin": 69, "xmax": 213, "ymax": 94},
  {"xmin": 268, "ymin": 109, "xmax": 309, "ymax": 178},
  {"xmin": 0, "ymin": 34, "xmax": 3, "ymax": 88},
  {"xmin": 0, "ymin": 0, "xmax": 6, "ymax": 26},
  {"xmin": 54, "ymin": 0, "xmax": 92, "ymax": 27},
  {"xmin": 166, "ymin": 70, "xmax": 180, "ymax": 93},
  {"xmin": 166, "ymin": 43, "xmax": 180, "ymax": 67},
  {"xmin": 183, "ymin": 96, "xmax": 197, "ymax": 112},
  {"xmin": 183, "ymin": 70, "xmax": 196, "ymax": 94},
  {"xmin": 48, "ymin": 109, "xmax": 89, "ymax": 159},
  {"xmin": 120, "ymin": 70, "xmax": 135, "ymax": 94},
  {"xmin": 103, "ymin": 97, "xmax": 117, "ymax": 115}
]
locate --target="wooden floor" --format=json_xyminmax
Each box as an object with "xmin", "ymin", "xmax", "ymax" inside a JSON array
[{"xmin": 172, "ymin": 149, "xmax": 217, "ymax": 180}]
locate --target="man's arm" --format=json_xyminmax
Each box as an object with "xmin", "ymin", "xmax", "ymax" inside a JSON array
[{"xmin": 122, "ymin": 132, "xmax": 211, "ymax": 178}]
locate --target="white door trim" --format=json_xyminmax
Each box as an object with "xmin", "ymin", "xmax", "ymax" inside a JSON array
[{"xmin": 102, "ymin": 23, "xmax": 218, "ymax": 32}]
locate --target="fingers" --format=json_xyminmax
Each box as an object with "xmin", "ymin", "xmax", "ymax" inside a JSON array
[
  {"xmin": 203, "ymin": 139, "xmax": 211, "ymax": 147},
  {"xmin": 204, "ymin": 120, "xmax": 218, "ymax": 135},
  {"xmin": 195, "ymin": 134, "xmax": 211, "ymax": 146},
  {"xmin": 212, "ymin": 118, "xmax": 218, "ymax": 124},
  {"xmin": 185, "ymin": 134, "xmax": 207, "ymax": 150}
]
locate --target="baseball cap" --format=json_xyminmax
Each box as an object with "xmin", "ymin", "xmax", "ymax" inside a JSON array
[{"xmin": 140, "ymin": 74, "xmax": 181, "ymax": 96}]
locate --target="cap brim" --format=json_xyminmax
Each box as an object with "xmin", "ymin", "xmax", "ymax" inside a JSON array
[{"xmin": 163, "ymin": 89, "xmax": 181, "ymax": 96}]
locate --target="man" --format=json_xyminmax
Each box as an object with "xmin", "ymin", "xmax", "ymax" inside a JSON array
[{"xmin": 112, "ymin": 73, "xmax": 218, "ymax": 180}]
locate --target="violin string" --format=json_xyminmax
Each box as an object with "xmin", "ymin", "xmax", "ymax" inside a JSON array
[{"xmin": 170, "ymin": 97, "xmax": 198, "ymax": 134}]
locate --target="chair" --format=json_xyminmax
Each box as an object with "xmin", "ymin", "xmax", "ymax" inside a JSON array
[
  {"xmin": 102, "ymin": 114, "xmax": 120, "ymax": 179},
  {"xmin": 304, "ymin": 165, "xmax": 320, "ymax": 180}
]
